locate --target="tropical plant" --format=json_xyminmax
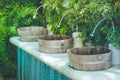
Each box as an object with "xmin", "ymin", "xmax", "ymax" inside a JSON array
[
  {"xmin": 42, "ymin": 0, "xmax": 72, "ymax": 35},
  {"xmin": 42, "ymin": 0, "xmax": 120, "ymax": 47},
  {"xmin": 0, "ymin": 0, "xmax": 46, "ymax": 79}
]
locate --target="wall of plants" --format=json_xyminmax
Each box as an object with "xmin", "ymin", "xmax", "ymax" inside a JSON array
[
  {"xmin": 42, "ymin": 0, "xmax": 120, "ymax": 47},
  {"xmin": 0, "ymin": 0, "xmax": 46, "ymax": 79}
]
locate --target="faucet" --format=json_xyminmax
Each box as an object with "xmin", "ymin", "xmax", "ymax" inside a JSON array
[
  {"xmin": 33, "ymin": 5, "xmax": 45, "ymax": 19},
  {"xmin": 89, "ymin": 18, "xmax": 115, "ymax": 37},
  {"xmin": 57, "ymin": 11, "xmax": 69, "ymax": 28}
]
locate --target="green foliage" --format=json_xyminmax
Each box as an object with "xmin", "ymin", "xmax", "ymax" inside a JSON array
[
  {"xmin": 42, "ymin": 0, "xmax": 72, "ymax": 35},
  {"xmin": 109, "ymin": 27, "xmax": 120, "ymax": 49},
  {"xmin": 64, "ymin": 0, "xmax": 115, "ymax": 46},
  {"xmin": 0, "ymin": 0, "xmax": 46, "ymax": 79},
  {"xmin": 0, "ymin": 25, "xmax": 17, "ymax": 79},
  {"xmin": 2, "ymin": 3, "xmax": 46, "ymax": 27},
  {"xmin": 42, "ymin": 0, "xmax": 120, "ymax": 47}
]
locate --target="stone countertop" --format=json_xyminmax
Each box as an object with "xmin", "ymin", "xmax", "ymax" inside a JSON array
[{"xmin": 10, "ymin": 37, "xmax": 120, "ymax": 80}]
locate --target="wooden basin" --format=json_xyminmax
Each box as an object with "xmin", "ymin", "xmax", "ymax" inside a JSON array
[
  {"xmin": 38, "ymin": 35, "xmax": 73, "ymax": 53},
  {"xmin": 67, "ymin": 47, "xmax": 112, "ymax": 71},
  {"xmin": 17, "ymin": 26, "xmax": 48, "ymax": 42}
]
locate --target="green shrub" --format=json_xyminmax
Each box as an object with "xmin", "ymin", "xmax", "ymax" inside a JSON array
[
  {"xmin": 0, "ymin": 0, "xmax": 46, "ymax": 79},
  {"xmin": 42, "ymin": 0, "xmax": 120, "ymax": 47}
]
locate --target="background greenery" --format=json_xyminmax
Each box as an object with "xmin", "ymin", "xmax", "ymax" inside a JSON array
[
  {"xmin": 0, "ymin": 0, "xmax": 46, "ymax": 79},
  {"xmin": 42, "ymin": 0, "xmax": 120, "ymax": 47},
  {"xmin": 0, "ymin": 0, "xmax": 120, "ymax": 79}
]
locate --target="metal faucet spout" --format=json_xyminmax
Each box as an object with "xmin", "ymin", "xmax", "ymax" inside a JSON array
[
  {"xmin": 33, "ymin": 5, "xmax": 45, "ymax": 19},
  {"xmin": 90, "ymin": 18, "xmax": 115, "ymax": 37},
  {"xmin": 57, "ymin": 11, "xmax": 69, "ymax": 28}
]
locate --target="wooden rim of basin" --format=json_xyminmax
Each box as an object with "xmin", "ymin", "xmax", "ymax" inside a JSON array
[
  {"xmin": 17, "ymin": 26, "xmax": 47, "ymax": 31},
  {"xmin": 68, "ymin": 47, "xmax": 111, "ymax": 55},
  {"xmin": 38, "ymin": 35, "xmax": 72, "ymax": 41}
]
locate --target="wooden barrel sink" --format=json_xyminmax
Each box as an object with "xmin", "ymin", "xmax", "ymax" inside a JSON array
[
  {"xmin": 17, "ymin": 26, "xmax": 48, "ymax": 42},
  {"xmin": 67, "ymin": 47, "xmax": 112, "ymax": 71},
  {"xmin": 38, "ymin": 35, "xmax": 73, "ymax": 53}
]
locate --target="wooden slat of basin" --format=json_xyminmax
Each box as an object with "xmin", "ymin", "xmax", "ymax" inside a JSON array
[
  {"xmin": 17, "ymin": 26, "xmax": 48, "ymax": 42},
  {"xmin": 67, "ymin": 47, "xmax": 112, "ymax": 71},
  {"xmin": 38, "ymin": 35, "xmax": 73, "ymax": 53}
]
